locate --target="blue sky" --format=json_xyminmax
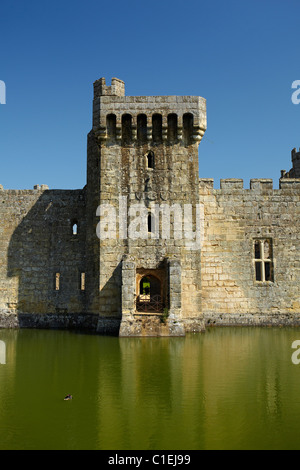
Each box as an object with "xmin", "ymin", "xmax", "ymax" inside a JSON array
[{"xmin": 0, "ymin": 0, "xmax": 299, "ymax": 190}]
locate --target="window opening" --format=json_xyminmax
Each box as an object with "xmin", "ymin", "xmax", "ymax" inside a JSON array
[
  {"xmin": 168, "ymin": 113, "xmax": 178, "ymax": 142},
  {"xmin": 147, "ymin": 151, "xmax": 155, "ymax": 169},
  {"xmin": 55, "ymin": 273, "xmax": 60, "ymax": 291},
  {"xmin": 183, "ymin": 113, "xmax": 193, "ymax": 145},
  {"xmin": 254, "ymin": 239, "xmax": 274, "ymax": 282},
  {"xmin": 107, "ymin": 114, "xmax": 116, "ymax": 140},
  {"xmin": 147, "ymin": 212, "xmax": 156, "ymax": 233},
  {"xmin": 152, "ymin": 114, "xmax": 162, "ymax": 143},
  {"xmin": 122, "ymin": 114, "xmax": 132, "ymax": 143},
  {"xmin": 80, "ymin": 272, "xmax": 86, "ymax": 291},
  {"xmin": 137, "ymin": 114, "xmax": 147, "ymax": 143}
]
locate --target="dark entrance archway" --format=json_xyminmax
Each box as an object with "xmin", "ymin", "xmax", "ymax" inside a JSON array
[{"xmin": 136, "ymin": 274, "xmax": 164, "ymax": 313}]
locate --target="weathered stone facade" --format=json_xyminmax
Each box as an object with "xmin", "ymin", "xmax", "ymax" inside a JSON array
[
  {"xmin": 200, "ymin": 175, "xmax": 300, "ymax": 326},
  {"xmin": 0, "ymin": 77, "xmax": 299, "ymax": 335}
]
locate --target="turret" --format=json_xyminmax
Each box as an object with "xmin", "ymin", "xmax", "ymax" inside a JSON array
[
  {"xmin": 281, "ymin": 148, "xmax": 300, "ymax": 179},
  {"xmin": 92, "ymin": 77, "xmax": 207, "ymax": 145},
  {"xmin": 93, "ymin": 77, "xmax": 125, "ymax": 97}
]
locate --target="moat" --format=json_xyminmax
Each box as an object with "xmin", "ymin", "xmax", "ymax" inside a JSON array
[{"xmin": 1, "ymin": 326, "xmax": 300, "ymax": 450}]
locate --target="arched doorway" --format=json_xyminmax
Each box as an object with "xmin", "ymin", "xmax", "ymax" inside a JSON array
[{"xmin": 137, "ymin": 274, "xmax": 164, "ymax": 312}]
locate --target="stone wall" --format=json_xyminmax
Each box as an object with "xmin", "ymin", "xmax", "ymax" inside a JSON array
[
  {"xmin": 199, "ymin": 177, "xmax": 300, "ymax": 326},
  {"xmin": 0, "ymin": 187, "xmax": 93, "ymax": 328},
  {"xmin": 2, "ymin": 77, "xmax": 300, "ymax": 335}
]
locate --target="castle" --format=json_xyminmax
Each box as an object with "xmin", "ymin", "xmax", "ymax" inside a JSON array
[{"xmin": 0, "ymin": 77, "xmax": 300, "ymax": 336}]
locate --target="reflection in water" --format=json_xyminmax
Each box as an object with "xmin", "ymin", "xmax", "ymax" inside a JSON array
[
  {"xmin": 0, "ymin": 340, "xmax": 6, "ymax": 364},
  {"xmin": 0, "ymin": 327, "xmax": 300, "ymax": 449}
]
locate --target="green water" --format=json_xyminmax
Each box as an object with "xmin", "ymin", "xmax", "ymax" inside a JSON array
[{"xmin": 1, "ymin": 326, "xmax": 300, "ymax": 450}]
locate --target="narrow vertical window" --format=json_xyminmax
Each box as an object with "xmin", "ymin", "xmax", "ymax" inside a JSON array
[
  {"xmin": 168, "ymin": 113, "xmax": 178, "ymax": 142},
  {"xmin": 183, "ymin": 113, "xmax": 193, "ymax": 145},
  {"xmin": 147, "ymin": 151, "xmax": 155, "ymax": 169},
  {"xmin": 148, "ymin": 213, "xmax": 155, "ymax": 233},
  {"xmin": 80, "ymin": 272, "xmax": 86, "ymax": 291},
  {"xmin": 122, "ymin": 114, "xmax": 132, "ymax": 144},
  {"xmin": 107, "ymin": 113, "xmax": 116, "ymax": 141},
  {"xmin": 152, "ymin": 114, "xmax": 162, "ymax": 143},
  {"xmin": 254, "ymin": 239, "xmax": 274, "ymax": 282},
  {"xmin": 72, "ymin": 222, "xmax": 78, "ymax": 236},
  {"xmin": 137, "ymin": 114, "xmax": 147, "ymax": 143},
  {"xmin": 55, "ymin": 273, "xmax": 60, "ymax": 291}
]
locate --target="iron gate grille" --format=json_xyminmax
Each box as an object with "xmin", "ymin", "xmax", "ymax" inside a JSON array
[{"xmin": 136, "ymin": 294, "xmax": 165, "ymax": 313}]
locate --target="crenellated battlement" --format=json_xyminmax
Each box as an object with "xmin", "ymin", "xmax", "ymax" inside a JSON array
[
  {"xmin": 199, "ymin": 177, "xmax": 300, "ymax": 194},
  {"xmin": 92, "ymin": 77, "xmax": 207, "ymax": 146},
  {"xmin": 0, "ymin": 184, "xmax": 49, "ymax": 192},
  {"xmin": 93, "ymin": 77, "xmax": 125, "ymax": 97}
]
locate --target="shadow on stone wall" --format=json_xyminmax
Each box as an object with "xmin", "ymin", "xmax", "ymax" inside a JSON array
[
  {"xmin": 97, "ymin": 261, "xmax": 122, "ymax": 335},
  {"xmin": 5, "ymin": 189, "xmax": 96, "ymax": 330}
]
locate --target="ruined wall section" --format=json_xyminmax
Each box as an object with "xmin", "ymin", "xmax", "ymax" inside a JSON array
[
  {"xmin": 200, "ymin": 178, "xmax": 300, "ymax": 325},
  {"xmin": 0, "ymin": 187, "xmax": 88, "ymax": 327}
]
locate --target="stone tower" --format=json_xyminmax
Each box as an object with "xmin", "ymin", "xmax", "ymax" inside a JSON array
[
  {"xmin": 283, "ymin": 148, "xmax": 300, "ymax": 178},
  {"xmin": 86, "ymin": 77, "xmax": 207, "ymax": 336},
  {"xmin": 2, "ymin": 78, "xmax": 300, "ymax": 333}
]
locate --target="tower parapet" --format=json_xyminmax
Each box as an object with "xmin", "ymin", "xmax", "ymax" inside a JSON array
[
  {"xmin": 92, "ymin": 77, "xmax": 207, "ymax": 145},
  {"xmin": 93, "ymin": 77, "xmax": 125, "ymax": 97},
  {"xmin": 87, "ymin": 77, "xmax": 207, "ymax": 336}
]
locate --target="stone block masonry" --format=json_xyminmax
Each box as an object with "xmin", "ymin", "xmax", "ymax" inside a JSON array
[
  {"xmin": 0, "ymin": 77, "xmax": 300, "ymax": 335},
  {"xmin": 0, "ymin": 187, "xmax": 94, "ymax": 329},
  {"xmin": 199, "ymin": 177, "xmax": 300, "ymax": 326}
]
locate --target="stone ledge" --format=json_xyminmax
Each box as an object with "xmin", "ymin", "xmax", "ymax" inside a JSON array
[
  {"xmin": 204, "ymin": 312, "xmax": 300, "ymax": 326},
  {"xmin": 119, "ymin": 314, "xmax": 185, "ymax": 337},
  {"xmin": 0, "ymin": 313, "xmax": 100, "ymax": 331}
]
